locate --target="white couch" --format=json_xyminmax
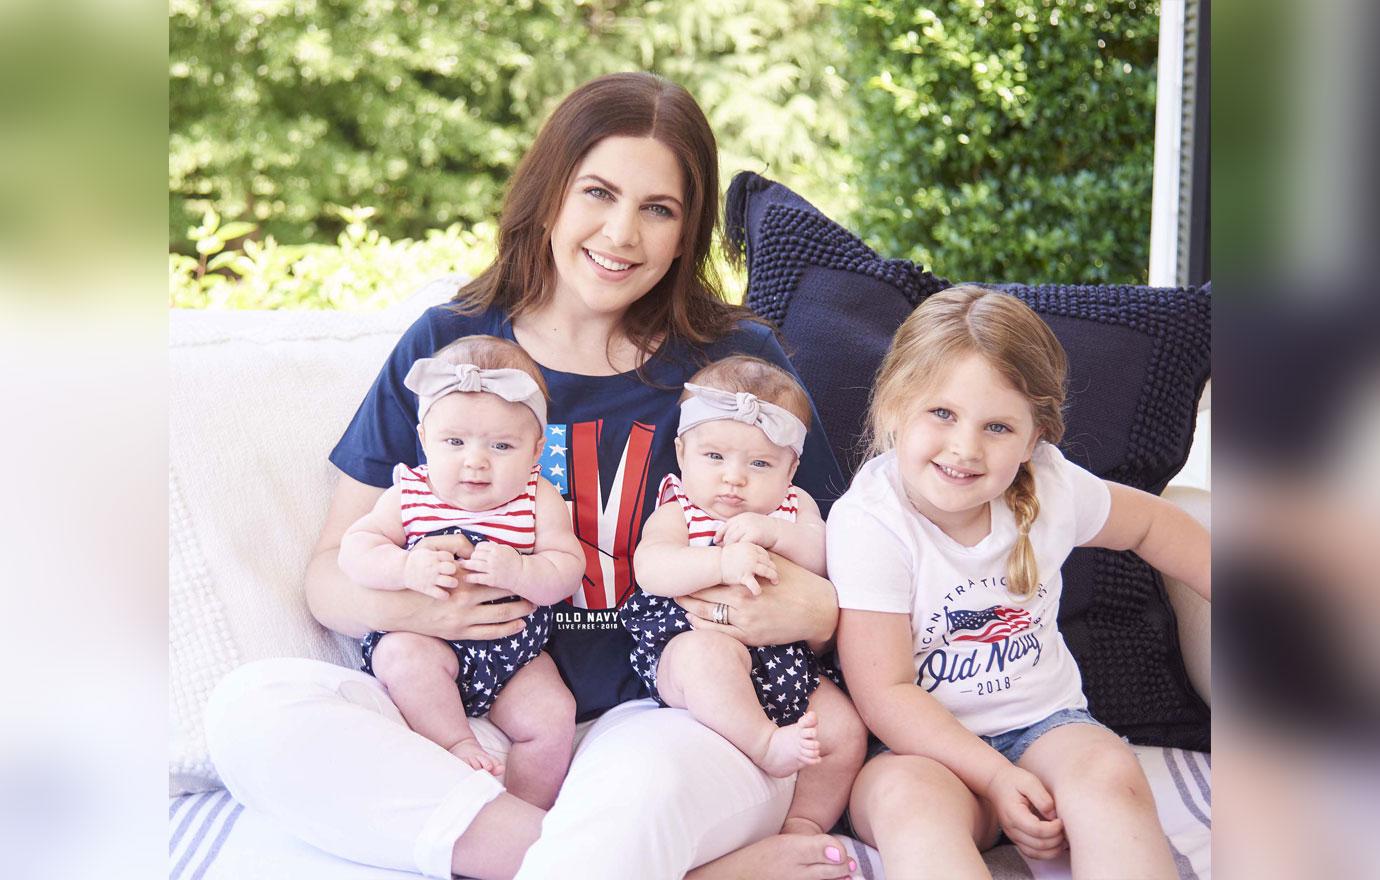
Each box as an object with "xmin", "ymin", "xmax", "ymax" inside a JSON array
[{"xmin": 168, "ymin": 279, "xmax": 1211, "ymax": 879}]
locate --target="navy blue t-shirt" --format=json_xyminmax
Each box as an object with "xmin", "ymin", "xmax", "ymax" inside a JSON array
[{"xmin": 331, "ymin": 302, "xmax": 845, "ymax": 721}]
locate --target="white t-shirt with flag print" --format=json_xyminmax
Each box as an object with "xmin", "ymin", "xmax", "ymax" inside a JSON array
[{"xmin": 828, "ymin": 442, "xmax": 1111, "ymax": 737}]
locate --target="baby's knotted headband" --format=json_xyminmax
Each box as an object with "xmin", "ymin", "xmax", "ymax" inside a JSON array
[
  {"xmin": 677, "ymin": 383, "xmax": 807, "ymax": 456},
  {"xmin": 404, "ymin": 359, "xmax": 547, "ymax": 430}
]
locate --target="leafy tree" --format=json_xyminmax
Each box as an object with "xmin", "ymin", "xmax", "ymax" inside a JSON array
[
  {"xmin": 169, "ymin": 0, "xmax": 850, "ymax": 251},
  {"xmin": 835, "ymin": 0, "xmax": 1160, "ymax": 283}
]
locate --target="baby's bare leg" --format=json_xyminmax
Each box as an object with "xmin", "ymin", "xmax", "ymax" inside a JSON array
[
  {"xmin": 486, "ymin": 651, "xmax": 576, "ymax": 809},
  {"xmin": 657, "ymin": 630, "xmax": 821, "ymax": 778},
  {"xmin": 368, "ymin": 632, "xmax": 501, "ymax": 775},
  {"xmin": 780, "ymin": 678, "xmax": 868, "ymax": 836}
]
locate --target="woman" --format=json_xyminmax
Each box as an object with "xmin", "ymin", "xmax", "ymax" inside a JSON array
[{"xmin": 206, "ymin": 72, "xmax": 858, "ymax": 879}]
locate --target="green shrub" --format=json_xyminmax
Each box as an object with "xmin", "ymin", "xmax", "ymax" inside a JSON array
[
  {"xmin": 835, "ymin": 0, "xmax": 1160, "ymax": 283},
  {"xmin": 169, "ymin": 208, "xmax": 745, "ymax": 310},
  {"xmin": 169, "ymin": 0, "xmax": 851, "ymax": 251}
]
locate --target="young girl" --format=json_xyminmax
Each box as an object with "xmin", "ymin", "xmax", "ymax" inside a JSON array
[
  {"xmin": 622, "ymin": 355, "xmax": 866, "ymax": 840},
  {"xmin": 206, "ymin": 73, "xmax": 859, "ymax": 880},
  {"xmin": 831, "ymin": 285, "xmax": 1211, "ymax": 880},
  {"xmin": 337, "ymin": 335, "xmax": 583, "ymax": 809}
]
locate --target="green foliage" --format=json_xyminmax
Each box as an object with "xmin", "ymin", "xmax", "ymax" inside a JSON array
[
  {"xmin": 835, "ymin": 0, "xmax": 1160, "ymax": 284},
  {"xmin": 169, "ymin": 0, "xmax": 852, "ymax": 251},
  {"xmin": 170, "ymin": 0, "xmax": 1162, "ymax": 307},
  {"xmin": 169, "ymin": 207, "xmax": 744, "ymax": 309},
  {"xmin": 170, "ymin": 206, "xmax": 497, "ymax": 310}
]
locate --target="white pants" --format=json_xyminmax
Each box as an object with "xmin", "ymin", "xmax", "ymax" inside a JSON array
[{"xmin": 206, "ymin": 658, "xmax": 793, "ymax": 879}]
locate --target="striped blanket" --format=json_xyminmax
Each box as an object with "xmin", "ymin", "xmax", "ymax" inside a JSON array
[{"xmin": 170, "ymin": 745, "xmax": 1210, "ymax": 880}]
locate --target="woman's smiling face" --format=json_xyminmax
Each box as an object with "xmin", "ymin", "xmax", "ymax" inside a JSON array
[{"xmin": 547, "ymin": 136, "xmax": 686, "ymax": 321}]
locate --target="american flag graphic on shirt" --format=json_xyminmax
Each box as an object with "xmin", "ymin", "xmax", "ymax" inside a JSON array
[
  {"xmin": 944, "ymin": 604, "xmax": 1032, "ymax": 643},
  {"xmin": 538, "ymin": 424, "xmax": 569, "ymax": 495},
  {"xmin": 549, "ymin": 420, "xmax": 656, "ymax": 611}
]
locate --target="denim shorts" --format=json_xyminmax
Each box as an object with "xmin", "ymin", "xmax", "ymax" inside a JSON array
[
  {"xmin": 861, "ymin": 706, "xmax": 1108, "ymax": 766},
  {"xmin": 978, "ymin": 706, "xmax": 1108, "ymax": 764}
]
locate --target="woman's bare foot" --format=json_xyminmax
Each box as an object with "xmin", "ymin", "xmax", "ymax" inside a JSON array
[
  {"xmin": 685, "ymin": 830, "xmax": 857, "ymax": 880},
  {"xmin": 758, "ymin": 711, "xmax": 822, "ymax": 777},
  {"xmin": 448, "ymin": 737, "xmax": 504, "ymax": 776}
]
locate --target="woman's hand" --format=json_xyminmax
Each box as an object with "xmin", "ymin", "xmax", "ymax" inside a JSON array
[
  {"xmin": 412, "ymin": 581, "xmax": 536, "ymax": 642},
  {"xmin": 676, "ymin": 552, "xmax": 837, "ymax": 650}
]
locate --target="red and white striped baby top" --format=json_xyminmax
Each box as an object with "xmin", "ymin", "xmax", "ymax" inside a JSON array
[
  {"xmin": 655, "ymin": 472, "xmax": 798, "ymax": 546},
  {"xmin": 394, "ymin": 463, "xmax": 540, "ymax": 552}
]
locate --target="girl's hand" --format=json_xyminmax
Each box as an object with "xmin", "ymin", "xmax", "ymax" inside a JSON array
[
  {"xmin": 460, "ymin": 542, "xmax": 525, "ymax": 589},
  {"xmin": 402, "ymin": 546, "xmax": 459, "ymax": 600},
  {"xmin": 982, "ymin": 764, "xmax": 1066, "ymax": 860},
  {"xmin": 714, "ymin": 513, "xmax": 781, "ymax": 550},
  {"xmin": 718, "ymin": 542, "xmax": 778, "ymax": 595}
]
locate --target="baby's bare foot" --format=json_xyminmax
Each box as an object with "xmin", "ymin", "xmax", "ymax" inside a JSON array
[
  {"xmin": 758, "ymin": 711, "xmax": 822, "ymax": 777},
  {"xmin": 448, "ymin": 737, "xmax": 504, "ymax": 777}
]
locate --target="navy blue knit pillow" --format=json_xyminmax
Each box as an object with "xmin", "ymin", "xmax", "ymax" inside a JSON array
[{"xmin": 728, "ymin": 171, "xmax": 1211, "ymax": 751}]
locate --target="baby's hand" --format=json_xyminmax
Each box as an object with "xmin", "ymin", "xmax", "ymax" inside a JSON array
[
  {"xmin": 403, "ymin": 546, "xmax": 460, "ymax": 600},
  {"xmin": 715, "ymin": 512, "xmax": 781, "ymax": 550},
  {"xmin": 983, "ymin": 764, "xmax": 1065, "ymax": 860},
  {"xmin": 460, "ymin": 541, "xmax": 525, "ymax": 590},
  {"xmin": 718, "ymin": 541, "xmax": 778, "ymax": 595}
]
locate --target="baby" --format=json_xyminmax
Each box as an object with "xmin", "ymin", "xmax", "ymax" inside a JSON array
[
  {"xmin": 620, "ymin": 355, "xmax": 865, "ymax": 841},
  {"xmin": 338, "ymin": 335, "xmax": 584, "ymax": 809}
]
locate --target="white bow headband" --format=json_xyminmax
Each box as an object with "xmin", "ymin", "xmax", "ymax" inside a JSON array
[
  {"xmin": 677, "ymin": 383, "xmax": 807, "ymax": 456},
  {"xmin": 404, "ymin": 359, "xmax": 547, "ymax": 430}
]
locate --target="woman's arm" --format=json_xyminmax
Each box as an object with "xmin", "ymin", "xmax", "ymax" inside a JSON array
[
  {"xmin": 305, "ymin": 471, "xmax": 534, "ymax": 640},
  {"xmin": 675, "ymin": 553, "xmax": 838, "ymax": 653},
  {"xmin": 1085, "ymin": 481, "xmax": 1211, "ymax": 600}
]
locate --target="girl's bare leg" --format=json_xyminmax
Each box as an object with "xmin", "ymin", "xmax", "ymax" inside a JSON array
[
  {"xmin": 657, "ymin": 629, "xmax": 820, "ymax": 777},
  {"xmin": 487, "ymin": 652, "xmax": 576, "ymax": 809},
  {"xmin": 1018, "ymin": 724, "xmax": 1177, "ymax": 880},
  {"xmin": 849, "ymin": 752, "xmax": 997, "ymax": 880},
  {"xmin": 369, "ymin": 631, "xmax": 502, "ymax": 775}
]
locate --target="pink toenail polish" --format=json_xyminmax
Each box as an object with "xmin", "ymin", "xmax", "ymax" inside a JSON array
[
  {"xmin": 849, "ymin": 860, "xmax": 858, "ymax": 871},
  {"xmin": 825, "ymin": 845, "xmax": 841, "ymax": 862}
]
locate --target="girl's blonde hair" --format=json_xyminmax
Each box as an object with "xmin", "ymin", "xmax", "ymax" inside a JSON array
[{"xmin": 866, "ymin": 285, "xmax": 1068, "ymax": 598}]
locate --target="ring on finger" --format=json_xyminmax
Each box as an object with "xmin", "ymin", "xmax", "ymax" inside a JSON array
[{"xmin": 712, "ymin": 602, "xmax": 728, "ymax": 625}]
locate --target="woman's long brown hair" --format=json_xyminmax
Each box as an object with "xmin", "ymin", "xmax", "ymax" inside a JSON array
[{"xmin": 450, "ymin": 72, "xmax": 753, "ymax": 369}]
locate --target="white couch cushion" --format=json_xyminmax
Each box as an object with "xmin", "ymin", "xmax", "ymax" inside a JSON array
[{"xmin": 169, "ymin": 277, "xmax": 460, "ymax": 794}]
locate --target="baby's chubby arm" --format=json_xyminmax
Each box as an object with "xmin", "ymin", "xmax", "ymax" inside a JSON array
[
  {"xmin": 337, "ymin": 485, "xmax": 459, "ymax": 600},
  {"xmin": 459, "ymin": 477, "xmax": 585, "ymax": 605},
  {"xmin": 714, "ymin": 488, "xmax": 827, "ymax": 576},
  {"xmin": 1085, "ymin": 481, "xmax": 1211, "ymax": 600},
  {"xmin": 634, "ymin": 503, "xmax": 779, "ymax": 597}
]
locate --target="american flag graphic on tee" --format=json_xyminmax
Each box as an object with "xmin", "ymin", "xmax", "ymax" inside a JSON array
[{"xmin": 944, "ymin": 604, "xmax": 1032, "ymax": 643}]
